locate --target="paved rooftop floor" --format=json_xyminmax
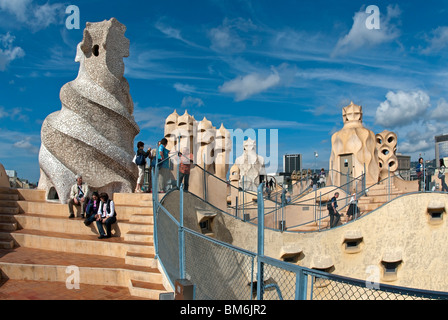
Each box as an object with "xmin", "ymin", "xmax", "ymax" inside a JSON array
[
  {"xmin": 0, "ymin": 247, "xmax": 154, "ymax": 300},
  {"xmin": 0, "ymin": 278, "xmax": 148, "ymax": 300}
]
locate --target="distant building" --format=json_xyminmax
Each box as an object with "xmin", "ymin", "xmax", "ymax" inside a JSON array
[
  {"xmin": 5, "ymin": 170, "xmax": 17, "ymax": 178},
  {"xmin": 396, "ymin": 153, "xmax": 411, "ymax": 180},
  {"xmin": 5, "ymin": 169, "xmax": 36, "ymax": 189},
  {"xmin": 435, "ymin": 134, "xmax": 448, "ymax": 166},
  {"xmin": 283, "ymin": 154, "xmax": 302, "ymax": 174}
]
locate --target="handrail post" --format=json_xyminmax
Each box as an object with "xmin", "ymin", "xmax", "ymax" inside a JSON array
[
  {"xmin": 235, "ymin": 195, "xmax": 239, "ymax": 219},
  {"xmin": 242, "ymin": 176, "xmax": 245, "ymax": 218},
  {"xmin": 388, "ymin": 166, "xmax": 390, "ymax": 202},
  {"xmin": 179, "ymin": 183, "xmax": 185, "ymax": 279},
  {"xmin": 257, "ymin": 182, "xmax": 265, "ymax": 300},
  {"xmin": 153, "ymin": 164, "xmax": 159, "ymax": 258},
  {"xmin": 177, "ymin": 136, "xmax": 180, "ymax": 189}
]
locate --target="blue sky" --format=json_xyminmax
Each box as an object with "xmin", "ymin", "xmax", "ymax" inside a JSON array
[{"xmin": 1, "ymin": 0, "xmax": 448, "ymax": 183}]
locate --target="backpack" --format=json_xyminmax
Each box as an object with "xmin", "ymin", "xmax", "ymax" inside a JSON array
[
  {"xmin": 327, "ymin": 202, "xmax": 332, "ymax": 210},
  {"xmin": 134, "ymin": 152, "xmax": 145, "ymax": 166}
]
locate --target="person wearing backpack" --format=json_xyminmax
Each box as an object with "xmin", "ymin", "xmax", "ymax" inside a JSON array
[
  {"xmin": 96, "ymin": 193, "xmax": 117, "ymax": 239},
  {"xmin": 328, "ymin": 192, "xmax": 341, "ymax": 228},
  {"xmin": 134, "ymin": 141, "xmax": 152, "ymax": 193}
]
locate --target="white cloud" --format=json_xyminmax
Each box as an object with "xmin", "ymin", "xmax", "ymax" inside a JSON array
[
  {"xmin": 375, "ymin": 90, "xmax": 430, "ymax": 128},
  {"xmin": 421, "ymin": 26, "xmax": 448, "ymax": 55},
  {"xmin": 0, "ymin": 0, "xmax": 32, "ymax": 21},
  {"xmin": 13, "ymin": 137, "xmax": 39, "ymax": 154},
  {"xmin": 154, "ymin": 21, "xmax": 200, "ymax": 48},
  {"xmin": 431, "ymin": 98, "xmax": 448, "ymax": 122},
  {"xmin": 174, "ymin": 83, "xmax": 196, "ymax": 94},
  {"xmin": 219, "ymin": 68, "xmax": 280, "ymax": 101},
  {"xmin": 332, "ymin": 5, "xmax": 401, "ymax": 57},
  {"xmin": 209, "ymin": 18, "xmax": 257, "ymax": 53},
  {"xmin": 181, "ymin": 96, "xmax": 204, "ymax": 108},
  {"xmin": 0, "ymin": 33, "xmax": 25, "ymax": 70},
  {"xmin": 0, "ymin": 0, "xmax": 64, "ymax": 30},
  {"xmin": 397, "ymin": 121, "xmax": 448, "ymax": 157}
]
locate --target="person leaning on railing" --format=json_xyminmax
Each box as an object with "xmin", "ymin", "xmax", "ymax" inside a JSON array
[
  {"xmin": 157, "ymin": 138, "xmax": 170, "ymax": 193},
  {"xmin": 439, "ymin": 159, "xmax": 448, "ymax": 192},
  {"xmin": 416, "ymin": 157, "xmax": 424, "ymax": 191}
]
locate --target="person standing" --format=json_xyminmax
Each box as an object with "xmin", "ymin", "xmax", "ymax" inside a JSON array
[
  {"xmin": 68, "ymin": 174, "xmax": 90, "ymax": 219},
  {"xmin": 178, "ymin": 147, "xmax": 193, "ymax": 191},
  {"xmin": 328, "ymin": 192, "xmax": 341, "ymax": 228},
  {"xmin": 346, "ymin": 192, "xmax": 360, "ymax": 222},
  {"xmin": 416, "ymin": 157, "xmax": 424, "ymax": 191},
  {"xmin": 157, "ymin": 138, "xmax": 170, "ymax": 193},
  {"xmin": 134, "ymin": 141, "xmax": 151, "ymax": 193},
  {"xmin": 96, "ymin": 193, "xmax": 117, "ymax": 239},
  {"xmin": 439, "ymin": 159, "xmax": 448, "ymax": 192}
]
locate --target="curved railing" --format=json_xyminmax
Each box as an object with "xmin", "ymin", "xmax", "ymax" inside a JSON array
[
  {"xmin": 151, "ymin": 174, "xmax": 448, "ymax": 300},
  {"xmin": 149, "ymin": 154, "xmax": 442, "ymax": 235}
]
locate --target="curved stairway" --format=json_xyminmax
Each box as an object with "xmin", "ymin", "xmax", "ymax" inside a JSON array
[
  {"xmin": 0, "ymin": 187, "xmax": 170, "ymax": 300},
  {"xmin": 287, "ymin": 181, "xmax": 405, "ymax": 232}
]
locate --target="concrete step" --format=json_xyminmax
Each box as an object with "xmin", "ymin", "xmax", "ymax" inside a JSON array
[
  {"xmin": 0, "ymin": 207, "xmax": 19, "ymax": 214},
  {"xmin": 13, "ymin": 213, "xmax": 152, "ymax": 238},
  {"xmin": 9, "ymin": 229, "xmax": 154, "ymax": 259},
  {"xmin": 0, "ymin": 247, "xmax": 165, "ymax": 298},
  {"xmin": 0, "ymin": 240, "xmax": 14, "ymax": 249},
  {"xmin": 129, "ymin": 213, "xmax": 154, "ymax": 224},
  {"xmin": 113, "ymin": 193, "xmax": 155, "ymax": 207},
  {"xmin": 18, "ymin": 200, "xmax": 153, "ymax": 221},
  {"xmin": 0, "ymin": 199, "xmax": 18, "ymax": 207},
  {"xmin": 115, "ymin": 205, "xmax": 153, "ymax": 217},
  {"xmin": 129, "ymin": 279, "xmax": 168, "ymax": 300},
  {"xmin": 124, "ymin": 231, "xmax": 153, "ymax": 243},
  {"xmin": 0, "ymin": 193, "xmax": 19, "ymax": 201},
  {"xmin": 0, "ymin": 187, "xmax": 15, "ymax": 194},
  {"xmin": 0, "ymin": 214, "xmax": 17, "ymax": 223},
  {"xmin": 0, "ymin": 222, "xmax": 17, "ymax": 232},
  {"xmin": 125, "ymin": 251, "xmax": 157, "ymax": 268}
]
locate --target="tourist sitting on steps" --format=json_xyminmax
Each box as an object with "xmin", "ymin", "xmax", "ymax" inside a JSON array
[
  {"xmin": 68, "ymin": 174, "xmax": 90, "ymax": 219},
  {"xmin": 84, "ymin": 191, "xmax": 100, "ymax": 226},
  {"xmin": 96, "ymin": 192, "xmax": 117, "ymax": 239}
]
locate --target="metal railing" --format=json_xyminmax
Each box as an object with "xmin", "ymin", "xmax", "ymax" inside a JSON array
[{"xmin": 151, "ymin": 161, "xmax": 448, "ymax": 300}]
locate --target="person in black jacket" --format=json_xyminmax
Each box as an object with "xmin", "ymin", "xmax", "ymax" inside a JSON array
[
  {"xmin": 328, "ymin": 192, "xmax": 341, "ymax": 228},
  {"xmin": 135, "ymin": 141, "xmax": 152, "ymax": 193},
  {"xmin": 96, "ymin": 193, "xmax": 117, "ymax": 239}
]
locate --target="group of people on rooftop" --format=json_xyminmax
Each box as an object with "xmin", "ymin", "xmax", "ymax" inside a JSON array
[
  {"xmin": 134, "ymin": 138, "xmax": 193, "ymax": 194},
  {"xmin": 66, "ymin": 139, "xmax": 194, "ymax": 239},
  {"xmin": 67, "ymin": 175, "xmax": 116, "ymax": 239}
]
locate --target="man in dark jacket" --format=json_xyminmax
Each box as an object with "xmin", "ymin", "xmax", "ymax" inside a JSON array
[{"xmin": 328, "ymin": 192, "xmax": 341, "ymax": 228}]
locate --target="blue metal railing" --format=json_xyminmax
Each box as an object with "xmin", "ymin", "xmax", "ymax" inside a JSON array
[{"xmin": 151, "ymin": 161, "xmax": 448, "ymax": 300}]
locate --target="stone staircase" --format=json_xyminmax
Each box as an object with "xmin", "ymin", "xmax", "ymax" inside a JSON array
[
  {"xmin": 0, "ymin": 187, "xmax": 170, "ymax": 300},
  {"xmin": 0, "ymin": 187, "xmax": 19, "ymax": 249},
  {"xmin": 288, "ymin": 181, "xmax": 405, "ymax": 232}
]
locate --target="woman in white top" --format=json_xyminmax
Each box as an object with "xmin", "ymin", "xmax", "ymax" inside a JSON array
[
  {"xmin": 96, "ymin": 193, "xmax": 117, "ymax": 239},
  {"xmin": 439, "ymin": 159, "xmax": 448, "ymax": 192}
]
